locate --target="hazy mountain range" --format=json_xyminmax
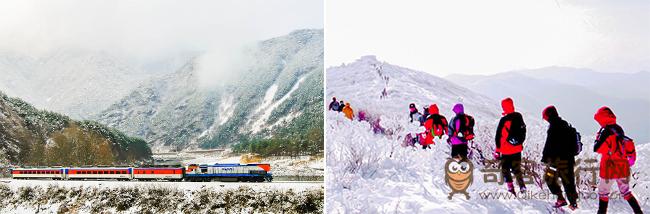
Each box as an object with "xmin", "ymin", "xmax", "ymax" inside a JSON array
[
  {"xmin": 447, "ymin": 67, "xmax": 649, "ymax": 142},
  {"xmin": 0, "ymin": 29, "xmax": 324, "ymax": 153}
]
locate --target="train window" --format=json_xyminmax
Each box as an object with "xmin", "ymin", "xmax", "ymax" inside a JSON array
[{"xmin": 201, "ymin": 168, "xmax": 207, "ymax": 173}]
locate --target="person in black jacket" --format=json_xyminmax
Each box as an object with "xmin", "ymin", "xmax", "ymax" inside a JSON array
[
  {"xmin": 541, "ymin": 106, "xmax": 579, "ymax": 210},
  {"xmin": 338, "ymin": 101, "xmax": 345, "ymax": 112}
]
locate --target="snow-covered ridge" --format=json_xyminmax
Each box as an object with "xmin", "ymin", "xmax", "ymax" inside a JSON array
[{"xmin": 326, "ymin": 56, "xmax": 650, "ymax": 213}]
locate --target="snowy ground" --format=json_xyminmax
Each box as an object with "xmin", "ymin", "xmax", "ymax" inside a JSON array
[
  {"xmin": 326, "ymin": 112, "xmax": 650, "ymax": 213},
  {"xmin": 325, "ymin": 57, "xmax": 650, "ymax": 213},
  {"xmin": 0, "ymin": 178, "xmax": 322, "ymax": 191},
  {"xmin": 0, "ymin": 178, "xmax": 323, "ymax": 213}
]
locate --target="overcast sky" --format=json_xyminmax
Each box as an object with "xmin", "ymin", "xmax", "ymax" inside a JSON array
[
  {"xmin": 0, "ymin": 0, "xmax": 324, "ymax": 61},
  {"xmin": 326, "ymin": 0, "xmax": 649, "ymax": 76}
]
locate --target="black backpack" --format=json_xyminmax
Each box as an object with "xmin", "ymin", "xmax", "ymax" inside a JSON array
[
  {"xmin": 567, "ymin": 124, "xmax": 582, "ymax": 156},
  {"xmin": 506, "ymin": 114, "xmax": 526, "ymax": 145},
  {"xmin": 454, "ymin": 114, "xmax": 475, "ymax": 141}
]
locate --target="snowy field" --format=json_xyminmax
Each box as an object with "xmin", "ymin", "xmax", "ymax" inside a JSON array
[
  {"xmin": 0, "ymin": 178, "xmax": 322, "ymax": 191},
  {"xmin": 0, "ymin": 178, "xmax": 323, "ymax": 213},
  {"xmin": 325, "ymin": 57, "xmax": 650, "ymax": 213}
]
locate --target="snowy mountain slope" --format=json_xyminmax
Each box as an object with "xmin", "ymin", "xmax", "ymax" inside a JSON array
[
  {"xmin": 96, "ymin": 29, "xmax": 324, "ymax": 152},
  {"xmin": 0, "ymin": 50, "xmax": 188, "ymax": 119},
  {"xmin": 326, "ymin": 56, "xmax": 546, "ymax": 144},
  {"xmin": 446, "ymin": 71, "xmax": 650, "ymax": 143},
  {"xmin": 326, "ymin": 57, "xmax": 650, "ymax": 213}
]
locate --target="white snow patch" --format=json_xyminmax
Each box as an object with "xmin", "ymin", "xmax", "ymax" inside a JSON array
[{"xmin": 250, "ymin": 75, "xmax": 308, "ymax": 133}]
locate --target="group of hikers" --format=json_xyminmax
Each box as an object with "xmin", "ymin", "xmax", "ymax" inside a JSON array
[
  {"xmin": 328, "ymin": 97, "xmax": 354, "ymax": 120},
  {"xmin": 328, "ymin": 95, "xmax": 642, "ymax": 213},
  {"xmin": 405, "ymin": 98, "xmax": 641, "ymax": 213}
]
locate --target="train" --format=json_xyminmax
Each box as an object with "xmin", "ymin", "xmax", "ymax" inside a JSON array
[{"xmin": 9, "ymin": 163, "xmax": 272, "ymax": 182}]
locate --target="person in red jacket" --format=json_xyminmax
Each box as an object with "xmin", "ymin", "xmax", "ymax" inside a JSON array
[
  {"xmin": 494, "ymin": 98, "xmax": 527, "ymax": 195},
  {"xmin": 422, "ymin": 104, "xmax": 448, "ymax": 149},
  {"xmin": 593, "ymin": 106, "xmax": 642, "ymax": 214}
]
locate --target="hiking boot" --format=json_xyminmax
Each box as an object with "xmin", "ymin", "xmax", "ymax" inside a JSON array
[
  {"xmin": 519, "ymin": 185, "xmax": 527, "ymax": 194},
  {"xmin": 507, "ymin": 182, "xmax": 516, "ymax": 196},
  {"xmin": 553, "ymin": 199, "xmax": 568, "ymax": 208},
  {"xmin": 568, "ymin": 203, "xmax": 578, "ymax": 210}
]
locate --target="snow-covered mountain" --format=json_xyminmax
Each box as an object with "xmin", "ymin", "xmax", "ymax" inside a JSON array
[
  {"xmin": 96, "ymin": 29, "xmax": 324, "ymax": 152},
  {"xmin": 326, "ymin": 56, "xmax": 650, "ymax": 213},
  {"xmin": 447, "ymin": 69, "xmax": 650, "ymax": 143},
  {"xmin": 0, "ymin": 50, "xmax": 189, "ymax": 119}
]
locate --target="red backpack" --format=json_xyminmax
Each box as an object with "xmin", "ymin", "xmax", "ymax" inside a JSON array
[
  {"xmin": 429, "ymin": 114, "xmax": 448, "ymax": 138},
  {"xmin": 609, "ymin": 127, "xmax": 637, "ymax": 164}
]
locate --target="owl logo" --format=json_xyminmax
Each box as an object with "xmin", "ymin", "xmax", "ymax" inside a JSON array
[{"xmin": 444, "ymin": 158, "xmax": 474, "ymax": 199}]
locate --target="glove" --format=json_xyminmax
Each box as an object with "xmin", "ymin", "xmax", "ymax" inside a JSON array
[
  {"xmin": 493, "ymin": 151, "xmax": 501, "ymax": 160},
  {"xmin": 628, "ymin": 156, "xmax": 636, "ymax": 166}
]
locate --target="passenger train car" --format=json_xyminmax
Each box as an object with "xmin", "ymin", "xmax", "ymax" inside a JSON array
[{"xmin": 10, "ymin": 163, "xmax": 271, "ymax": 182}]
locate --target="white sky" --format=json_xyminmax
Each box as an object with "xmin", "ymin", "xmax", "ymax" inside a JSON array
[
  {"xmin": 0, "ymin": 0, "xmax": 324, "ymax": 61},
  {"xmin": 325, "ymin": 0, "xmax": 649, "ymax": 76}
]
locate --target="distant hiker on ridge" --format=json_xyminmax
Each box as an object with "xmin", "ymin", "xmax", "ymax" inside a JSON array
[
  {"xmin": 329, "ymin": 97, "xmax": 340, "ymax": 111},
  {"xmin": 342, "ymin": 102, "xmax": 354, "ymax": 120},
  {"xmin": 338, "ymin": 101, "xmax": 345, "ymax": 112},
  {"xmin": 408, "ymin": 103, "xmax": 423, "ymax": 125}
]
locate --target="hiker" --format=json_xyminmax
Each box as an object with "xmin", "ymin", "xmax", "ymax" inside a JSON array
[
  {"xmin": 329, "ymin": 97, "xmax": 340, "ymax": 111},
  {"xmin": 342, "ymin": 102, "xmax": 354, "ymax": 120},
  {"xmin": 494, "ymin": 98, "xmax": 527, "ymax": 196},
  {"xmin": 338, "ymin": 101, "xmax": 345, "ymax": 112},
  {"xmin": 540, "ymin": 105, "xmax": 578, "ymax": 209},
  {"xmin": 408, "ymin": 103, "xmax": 423, "ymax": 125},
  {"xmin": 448, "ymin": 103, "xmax": 474, "ymax": 160},
  {"xmin": 593, "ymin": 107, "xmax": 642, "ymax": 214},
  {"xmin": 421, "ymin": 106, "xmax": 430, "ymax": 124},
  {"xmin": 423, "ymin": 104, "xmax": 448, "ymax": 149}
]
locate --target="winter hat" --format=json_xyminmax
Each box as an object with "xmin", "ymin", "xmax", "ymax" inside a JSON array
[
  {"xmin": 501, "ymin": 98, "xmax": 515, "ymax": 116},
  {"xmin": 594, "ymin": 106, "xmax": 616, "ymax": 127},
  {"xmin": 452, "ymin": 103, "xmax": 464, "ymax": 114},
  {"xmin": 429, "ymin": 104, "xmax": 439, "ymax": 115},
  {"xmin": 542, "ymin": 105, "xmax": 558, "ymax": 121}
]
